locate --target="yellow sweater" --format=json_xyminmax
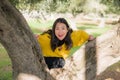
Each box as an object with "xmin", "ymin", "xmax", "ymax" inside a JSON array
[{"xmin": 37, "ymin": 30, "xmax": 89, "ymax": 59}]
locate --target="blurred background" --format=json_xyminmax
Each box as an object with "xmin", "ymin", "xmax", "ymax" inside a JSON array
[{"xmin": 0, "ymin": 0, "xmax": 120, "ymax": 79}]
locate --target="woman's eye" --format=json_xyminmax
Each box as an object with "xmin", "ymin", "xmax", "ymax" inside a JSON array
[
  {"xmin": 62, "ymin": 28, "xmax": 65, "ymax": 30},
  {"xmin": 55, "ymin": 28, "xmax": 59, "ymax": 30}
]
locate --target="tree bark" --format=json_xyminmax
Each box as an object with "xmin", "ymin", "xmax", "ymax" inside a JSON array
[{"xmin": 0, "ymin": 0, "xmax": 55, "ymax": 80}]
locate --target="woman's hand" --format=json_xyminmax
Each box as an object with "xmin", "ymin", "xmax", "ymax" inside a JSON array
[
  {"xmin": 88, "ymin": 35, "xmax": 95, "ymax": 41},
  {"xmin": 34, "ymin": 34, "xmax": 39, "ymax": 39}
]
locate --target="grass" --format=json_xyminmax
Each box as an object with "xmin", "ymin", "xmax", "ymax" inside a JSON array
[
  {"xmin": 77, "ymin": 24, "xmax": 112, "ymax": 37},
  {"xmin": 0, "ymin": 19, "xmax": 113, "ymax": 80},
  {"xmin": 0, "ymin": 45, "xmax": 12, "ymax": 80},
  {"xmin": 27, "ymin": 19, "xmax": 54, "ymax": 33}
]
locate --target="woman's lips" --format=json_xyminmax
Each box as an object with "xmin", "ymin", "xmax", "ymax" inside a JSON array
[{"xmin": 58, "ymin": 34, "xmax": 64, "ymax": 37}]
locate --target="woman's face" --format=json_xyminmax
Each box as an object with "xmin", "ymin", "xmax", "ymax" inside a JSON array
[{"xmin": 55, "ymin": 22, "xmax": 68, "ymax": 40}]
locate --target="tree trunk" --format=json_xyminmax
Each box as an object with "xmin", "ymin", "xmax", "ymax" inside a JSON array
[{"xmin": 0, "ymin": 0, "xmax": 55, "ymax": 80}]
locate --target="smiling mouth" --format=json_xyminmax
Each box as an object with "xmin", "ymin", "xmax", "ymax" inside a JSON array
[{"xmin": 58, "ymin": 35, "xmax": 64, "ymax": 37}]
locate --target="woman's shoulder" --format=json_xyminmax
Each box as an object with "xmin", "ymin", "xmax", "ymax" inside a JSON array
[
  {"xmin": 36, "ymin": 33, "xmax": 51, "ymax": 42},
  {"xmin": 71, "ymin": 29, "xmax": 89, "ymax": 39},
  {"xmin": 42, "ymin": 29, "xmax": 52, "ymax": 35},
  {"xmin": 38, "ymin": 33, "xmax": 51, "ymax": 39},
  {"xmin": 39, "ymin": 29, "xmax": 52, "ymax": 37},
  {"xmin": 71, "ymin": 30, "xmax": 84, "ymax": 35}
]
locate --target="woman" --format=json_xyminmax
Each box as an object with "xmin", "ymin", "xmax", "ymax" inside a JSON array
[{"xmin": 37, "ymin": 18, "xmax": 94, "ymax": 69}]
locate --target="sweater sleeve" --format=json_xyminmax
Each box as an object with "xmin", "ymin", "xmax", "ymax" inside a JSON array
[
  {"xmin": 71, "ymin": 30, "xmax": 89, "ymax": 47},
  {"xmin": 37, "ymin": 33, "xmax": 54, "ymax": 56}
]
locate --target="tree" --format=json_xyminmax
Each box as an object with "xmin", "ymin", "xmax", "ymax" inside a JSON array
[
  {"xmin": 9, "ymin": 0, "xmax": 86, "ymax": 16},
  {"xmin": 101, "ymin": 0, "xmax": 120, "ymax": 14},
  {"xmin": 0, "ymin": 0, "xmax": 55, "ymax": 80}
]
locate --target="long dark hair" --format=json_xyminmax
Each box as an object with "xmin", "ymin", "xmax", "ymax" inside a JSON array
[{"xmin": 50, "ymin": 18, "xmax": 73, "ymax": 51}]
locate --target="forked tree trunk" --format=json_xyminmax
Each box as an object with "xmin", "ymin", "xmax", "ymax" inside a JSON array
[{"xmin": 0, "ymin": 0, "xmax": 55, "ymax": 80}]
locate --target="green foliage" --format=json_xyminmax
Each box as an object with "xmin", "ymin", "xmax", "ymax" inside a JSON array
[
  {"xmin": 9, "ymin": 0, "xmax": 120, "ymax": 15},
  {"xmin": 101, "ymin": 0, "xmax": 120, "ymax": 14},
  {"xmin": 9, "ymin": 0, "xmax": 86, "ymax": 16},
  {"xmin": 9, "ymin": 0, "xmax": 19, "ymax": 6},
  {"xmin": 9, "ymin": 0, "xmax": 42, "ymax": 10},
  {"xmin": 10, "ymin": 0, "xmax": 42, "ymax": 5},
  {"xmin": 83, "ymin": 0, "xmax": 107, "ymax": 15}
]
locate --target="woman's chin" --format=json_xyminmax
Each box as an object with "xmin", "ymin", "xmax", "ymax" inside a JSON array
[{"xmin": 58, "ymin": 38, "xmax": 64, "ymax": 41}]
